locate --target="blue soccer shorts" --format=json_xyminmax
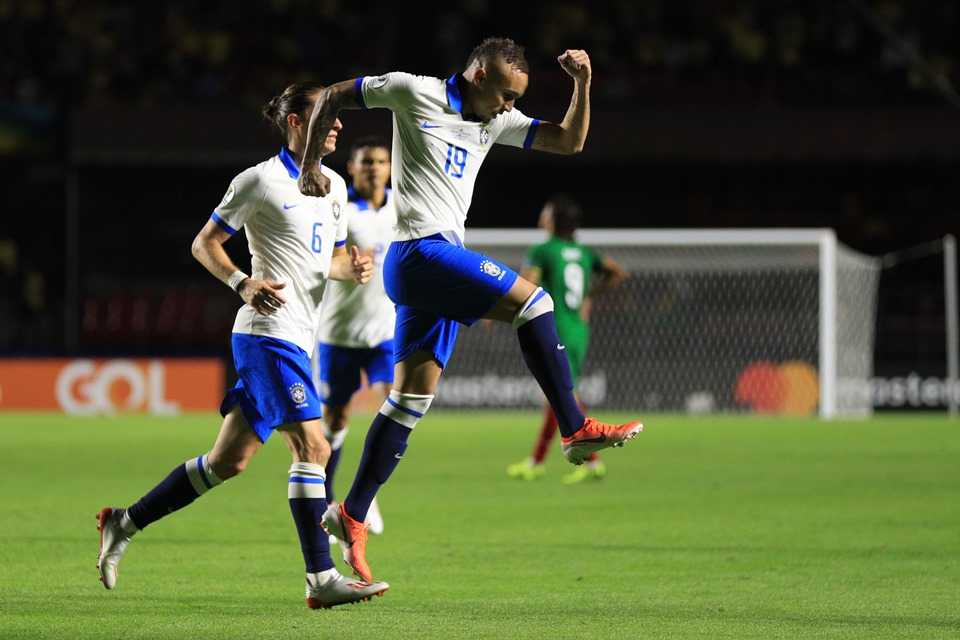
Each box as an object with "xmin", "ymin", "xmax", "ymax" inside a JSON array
[
  {"xmin": 220, "ymin": 334, "xmax": 321, "ymax": 442},
  {"xmin": 317, "ymin": 339, "xmax": 395, "ymax": 406},
  {"xmin": 384, "ymin": 233, "xmax": 519, "ymax": 368}
]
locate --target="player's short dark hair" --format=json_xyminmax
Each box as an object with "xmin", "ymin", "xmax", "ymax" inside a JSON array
[
  {"xmin": 262, "ymin": 81, "xmax": 324, "ymax": 136},
  {"xmin": 467, "ymin": 37, "xmax": 529, "ymax": 74},
  {"xmin": 350, "ymin": 135, "xmax": 390, "ymax": 158},
  {"xmin": 547, "ymin": 193, "xmax": 582, "ymax": 237}
]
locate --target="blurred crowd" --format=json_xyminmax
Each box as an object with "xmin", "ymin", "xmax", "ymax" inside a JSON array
[
  {"xmin": 1, "ymin": 0, "xmax": 957, "ymax": 358},
  {"xmin": 0, "ymin": 236, "xmax": 58, "ymax": 352},
  {"xmin": 1, "ymin": 0, "xmax": 958, "ymax": 109}
]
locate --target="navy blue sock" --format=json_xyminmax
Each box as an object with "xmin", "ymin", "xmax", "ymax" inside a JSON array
[
  {"xmin": 343, "ymin": 413, "xmax": 412, "ymax": 522},
  {"xmin": 127, "ymin": 454, "xmax": 223, "ymax": 530},
  {"xmin": 288, "ymin": 462, "xmax": 334, "ymax": 573},
  {"xmin": 516, "ymin": 312, "xmax": 585, "ymax": 437},
  {"xmin": 324, "ymin": 444, "xmax": 343, "ymax": 504}
]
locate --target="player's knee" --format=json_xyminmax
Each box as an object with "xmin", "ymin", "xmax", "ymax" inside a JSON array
[
  {"xmin": 296, "ymin": 437, "xmax": 331, "ymax": 466},
  {"xmin": 209, "ymin": 454, "xmax": 247, "ymax": 480},
  {"xmin": 324, "ymin": 411, "xmax": 349, "ymax": 432}
]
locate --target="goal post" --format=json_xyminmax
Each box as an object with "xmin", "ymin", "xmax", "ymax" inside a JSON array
[{"xmin": 440, "ymin": 228, "xmax": 880, "ymax": 418}]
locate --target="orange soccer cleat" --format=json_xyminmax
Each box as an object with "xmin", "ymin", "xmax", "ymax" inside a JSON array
[
  {"xmin": 560, "ymin": 418, "xmax": 643, "ymax": 465},
  {"xmin": 322, "ymin": 503, "xmax": 373, "ymax": 582}
]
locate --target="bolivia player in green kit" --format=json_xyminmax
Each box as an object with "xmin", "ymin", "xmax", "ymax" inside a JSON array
[{"xmin": 508, "ymin": 194, "xmax": 628, "ymax": 483}]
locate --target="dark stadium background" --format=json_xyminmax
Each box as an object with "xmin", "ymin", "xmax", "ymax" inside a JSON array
[{"xmin": 0, "ymin": 0, "xmax": 957, "ymax": 408}]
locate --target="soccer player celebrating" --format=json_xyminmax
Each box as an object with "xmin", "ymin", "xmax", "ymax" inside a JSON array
[
  {"xmin": 298, "ymin": 38, "xmax": 643, "ymax": 583},
  {"xmin": 507, "ymin": 193, "xmax": 629, "ymax": 483},
  {"xmin": 315, "ymin": 135, "xmax": 397, "ymax": 535},
  {"xmin": 95, "ymin": 82, "xmax": 388, "ymax": 609}
]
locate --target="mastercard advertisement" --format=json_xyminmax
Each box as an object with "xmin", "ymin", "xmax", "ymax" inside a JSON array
[
  {"xmin": 0, "ymin": 358, "xmax": 224, "ymax": 415},
  {"xmin": 734, "ymin": 360, "xmax": 820, "ymax": 415}
]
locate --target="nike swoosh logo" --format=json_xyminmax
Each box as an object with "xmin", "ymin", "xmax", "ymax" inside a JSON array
[
  {"xmin": 572, "ymin": 433, "xmax": 606, "ymax": 445},
  {"xmin": 557, "ymin": 344, "xmax": 566, "ymax": 350},
  {"xmin": 421, "ymin": 121, "xmax": 441, "ymax": 129},
  {"xmin": 394, "ymin": 453, "xmax": 403, "ymax": 459},
  {"xmin": 283, "ymin": 202, "xmax": 300, "ymax": 210}
]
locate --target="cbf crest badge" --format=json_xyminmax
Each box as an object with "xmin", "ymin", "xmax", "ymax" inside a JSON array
[
  {"xmin": 331, "ymin": 200, "xmax": 341, "ymax": 221},
  {"xmin": 479, "ymin": 124, "xmax": 490, "ymax": 149},
  {"xmin": 480, "ymin": 260, "xmax": 503, "ymax": 278},
  {"xmin": 289, "ymin": 382, "xmax": 308, "ymax": 408}
]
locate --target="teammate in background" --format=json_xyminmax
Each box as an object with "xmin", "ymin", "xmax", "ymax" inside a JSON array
[
  {"xmin": 95, "ymin": 82, "xmax": 388, "ymax": 609},
  {"xmin": 507, "ymin": 193, "xmax": 628, "ymax": 484},
  {"xmin": 315, "ymin": 135, "xmax": 396, "ymax": 536},
  {"xmin": 298, "ymin": 37, "xmax": 643, "ymax": 584}
]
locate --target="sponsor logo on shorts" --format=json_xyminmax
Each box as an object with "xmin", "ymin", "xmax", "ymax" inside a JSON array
[
  {"xmin": 289, "ymin": 382, "xmax": 308, "ymax": 408},
  {"xmin": 480, "ymin": 260, "xmax": 502, "ymax": 278}
]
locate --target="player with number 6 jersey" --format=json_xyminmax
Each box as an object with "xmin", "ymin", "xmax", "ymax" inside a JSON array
[
  {"xmin": 95, "ymin": 82, "xmax": 387, "ymax": 609},
  {"xmin": 215, "ymin": 145, "xmax": 347, "ymax": 354}
]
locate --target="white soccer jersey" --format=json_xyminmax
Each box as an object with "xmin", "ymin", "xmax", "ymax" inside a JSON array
[
  {"xmin": 317, "ymin": 187, "xmax": 398, "ymax": 348},
  {"xmin": 356, "ymin": 72, "xmax": 539, "ymax": 243},
  {"xmin": 212, "ymin": 147, "xmax": 348, "ymax": 353}
]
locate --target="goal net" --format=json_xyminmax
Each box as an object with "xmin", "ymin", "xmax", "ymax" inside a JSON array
[{"xmin": 437, "ymin": 228, "xmax": 880, "ymax": 418}]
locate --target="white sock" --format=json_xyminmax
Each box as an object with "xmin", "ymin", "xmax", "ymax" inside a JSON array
[{"xmin": 322, "ymin": 424, "xmax": 349, "ymax": 450}]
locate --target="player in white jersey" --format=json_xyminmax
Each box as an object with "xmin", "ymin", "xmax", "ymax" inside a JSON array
[
  {"xmin": 299, "ymin": 38, "xmax": 643, "ymax": 585},
  {"xmin": 315, "ymin": 135, "xmax": 396, "ymax": 535},
  {"xmin": 95, "ymin": 82, "xmax": 389, "ymax": 609}
]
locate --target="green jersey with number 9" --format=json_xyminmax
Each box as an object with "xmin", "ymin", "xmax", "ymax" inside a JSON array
[{"xmin": 524, "ymin": 237, "xmax": 603, "ymax": 385}]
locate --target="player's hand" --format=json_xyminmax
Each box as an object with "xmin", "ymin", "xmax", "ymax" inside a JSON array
[
  {"xmin": 239, "ymin": 279, "xmax": 287, "ymax": 316},
  {"xmin": 298, "ymin": 165, "xmax": 331, "ymax": 197},
  {"xmin": 350, "ymin": 245, "xmax": 373, "ymax": 284},
  {"xmin": 557, "ymin": 49, "xmax": 591, "ymax": 82},
  {"xmin": 580, "ymin": 297, "xmax": 592, "ymax": 323}
]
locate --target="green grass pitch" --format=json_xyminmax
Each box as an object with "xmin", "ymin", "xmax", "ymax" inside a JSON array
[{"xmin": 1, "ymin": 411, "xmax": 958, "ymax": 639}]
